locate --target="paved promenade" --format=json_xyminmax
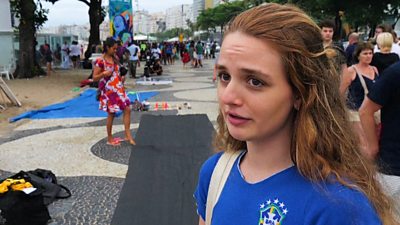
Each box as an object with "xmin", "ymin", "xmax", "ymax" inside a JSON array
[{"xmin": 0, "ymin": 60, "xmax": 218, "ymax": 224}]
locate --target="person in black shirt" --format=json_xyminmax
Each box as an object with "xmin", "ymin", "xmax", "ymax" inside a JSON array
[
  {"xmin": 360, "ymin": 62, "xmax": 400, "ymax": 176},
  {"xmin": 371, "ymin": 32, "xmax": 400, "ymax": 74},
  {"xmin": 345, "ymin": 32, "xmax": 359, "ymax": 66}
]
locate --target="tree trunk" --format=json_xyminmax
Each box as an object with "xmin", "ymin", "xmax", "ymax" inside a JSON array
[
  {"xmin": 84, "ymin": 0, "xmax": 103, "ymax": 59},
  {"xmin": 16, "ymin": 0, "xmax": 36, "ymax": 78}
]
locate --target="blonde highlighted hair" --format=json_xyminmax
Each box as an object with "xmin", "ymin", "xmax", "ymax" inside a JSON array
[
  {"xmin": 214, "ymin": 3, "xmax": 397, "ymax": 224},
  {"xmin": 377, "ymin": 32, "xmax": 394, "ymax": 53}
]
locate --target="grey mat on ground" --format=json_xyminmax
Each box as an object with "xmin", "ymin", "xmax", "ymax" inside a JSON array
[{"xmin": 111, "ymin": 114, "xmax": 214, "ymax": 225}]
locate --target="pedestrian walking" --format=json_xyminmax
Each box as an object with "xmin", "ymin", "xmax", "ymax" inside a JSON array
[
  {"xmin": 69, "ymin": 41, "xmax": 81, "ymax": 69},
  {"xmin": 360, "ymin": 61, "xmax": 400, "ymax": 175},
  {"xmin": 339, "ymin": 42, "xmax": 379, "ymax": 157},
  {"xmin": 319, "ymin": 19, "xmax": 347, "ymax": 78},
  {"xmin": 61, "ymin": 41, "xmax": 70, "ymax": 69},
  {"xmin": 194, "ymin": 3, "xmax": 397, "ymax": 225},
  {"xmin": 345, "ymin": 32, "xmax": 359, "ymax": 66},
  {"xmin": 196, "ymin": 41, "xmax": 204, "ymax": 67},
  {"xmin": 371, "ymin": 32, "xmax": 400, "ymax": 74},
  {"xmin": 44, "ymin": 43, "xmax": 55, "ymax": 76},
  {"xmin": 127, "ymin": 41, "xmax": 140, "ymax": 78}
]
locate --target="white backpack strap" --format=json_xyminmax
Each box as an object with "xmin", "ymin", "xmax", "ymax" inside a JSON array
[
  {"xmin": 205, "ymin": 150, "xmax": 243, "ymax": 225},
  {"xmin": 352, "ymin": 65, "xmax": 370, "ymax": 95}
]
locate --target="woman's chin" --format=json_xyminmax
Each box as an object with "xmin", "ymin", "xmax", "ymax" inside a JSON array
[{"xmin": 228, "ymin": 129, "xmax": 248, "ymax": 142}]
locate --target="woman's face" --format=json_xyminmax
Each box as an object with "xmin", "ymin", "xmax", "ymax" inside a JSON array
[
  {"xmin": 358, "ymin": 49, "xmax": 373, "ymax": 64},
  {"xmin": 114, "ymin": 16, "xmax": 125, "ymax": 33},
  {"xmin": 217, "ymin": 32, "xmax": 297, "ymax": 143},
  {"xmin": 106, "ymin": 43, "xmax": 117, "ymax": 56}
]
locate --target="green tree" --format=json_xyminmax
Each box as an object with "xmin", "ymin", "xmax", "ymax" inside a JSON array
[
  {"xmin": 197, "ymin": 0, "xmax": 400, "ymax": 40},
  {"xmin": 45, "ymin": 0, "xmax": 106, "ymax": 59},
  {"xmin": 151, "ymin": 27, "xmax": 194, "ymax": 41},
  {"xmin": 274, "ymin": 0, "xmax": 400, "ymax": 36},
  {"xmin": 197, "ymin": 1, "xmax": 247, "ymax": 32},
  {"xmin": 10, "ymin": 0, "xmax": 48, "ymax": 78},
  {"xmin": 185, "ymin": 19, "xmax": 196, "ymax": 37}
]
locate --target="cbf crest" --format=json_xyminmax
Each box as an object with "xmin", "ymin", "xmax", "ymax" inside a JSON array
[{"xmin": 259, "ymin": 198, "xmax": 288, "ymax": 225}]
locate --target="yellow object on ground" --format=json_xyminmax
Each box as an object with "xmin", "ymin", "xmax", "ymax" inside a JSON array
[{"xmin": 0, "ymin": 178, "xmax": 33, "ymax": 193}]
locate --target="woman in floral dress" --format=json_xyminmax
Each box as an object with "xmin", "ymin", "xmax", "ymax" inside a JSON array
[{"xmin": 93, "ymin": 37, "xmax": 136, "ymax": 146}]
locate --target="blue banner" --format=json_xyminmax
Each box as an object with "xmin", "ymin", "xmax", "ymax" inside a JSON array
[{"xmin": 109, "ymin": 0, "xmax": 133, "ymax": 45}]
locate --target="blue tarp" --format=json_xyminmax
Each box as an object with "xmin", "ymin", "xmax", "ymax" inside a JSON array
[{"xmin": 10, "ymin": 89, "xmax": 159, "ymax": 123}]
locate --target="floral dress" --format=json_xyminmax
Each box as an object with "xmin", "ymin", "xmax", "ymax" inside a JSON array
[{"xmin": 95, "ymin": 57, "xmax": 130, "ymax": 113}]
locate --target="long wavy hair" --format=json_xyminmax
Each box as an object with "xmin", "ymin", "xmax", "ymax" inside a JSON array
[{"xmin": 214, "ymin": 3, "xmax": 397, "ymax": 224}]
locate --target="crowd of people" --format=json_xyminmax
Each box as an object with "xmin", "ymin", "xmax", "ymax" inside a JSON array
[
  {"xmin": 37, "ymin": 40, "xmax": 84, "ymax": 76},
  {"xmin": 91, "ymin": 39, "xmax": 219, "ymax": 79},
  {"xmin": 36, "ymin": 37, "xmax": 220, "ymax": 79},
  {"xmin": 315, "ymin": 18, "xmax": 400, "ymax": 177}
]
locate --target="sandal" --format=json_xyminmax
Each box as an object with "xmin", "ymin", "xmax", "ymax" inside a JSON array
[
  {"xmin": 113, "ymin": 137, "xmax": 124, "ymax": 142},
  {"xmin": 106, "ymin": 139, "xmax": 120, "ymax": 146}
]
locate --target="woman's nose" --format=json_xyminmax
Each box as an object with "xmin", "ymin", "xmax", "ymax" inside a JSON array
[{"xmin": 219, "ymin": 80, "xmax": 243, "ymax": 106}]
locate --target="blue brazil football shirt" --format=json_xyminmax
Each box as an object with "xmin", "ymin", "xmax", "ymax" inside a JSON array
[{"xmin": 194, "ymin": 152, "xmax": 381, "ymax": 225}]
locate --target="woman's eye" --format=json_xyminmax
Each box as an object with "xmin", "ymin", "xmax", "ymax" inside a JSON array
[
  {"xmin": 218, "ymin": 73, "xmax": 230, "ymax": 82},
  {"xmin": 248, "ymin": 78, "xmax": 264, "ymax": 87}
]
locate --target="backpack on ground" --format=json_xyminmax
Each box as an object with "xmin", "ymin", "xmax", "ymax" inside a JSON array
[{"xmin": 0, "ymin": 169, "xmax": 71, "ymax": 225}]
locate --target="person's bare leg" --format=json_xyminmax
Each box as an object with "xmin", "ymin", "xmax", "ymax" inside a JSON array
[
  {"xmin": 47, "ymin": 63, "xmax": 51, "ymax": 76},
  {"xmin": 123, "ymin": 107, "xmax": 136, "ymax": 145},
  {"xmin": 107, "ymin": 112, "xmax": 116, "ymax": 143}
]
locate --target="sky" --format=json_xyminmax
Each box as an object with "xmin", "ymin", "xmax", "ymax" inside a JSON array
[{"xmin": 41, "ymin": 0, "xmax": 193, "ymax": 27}]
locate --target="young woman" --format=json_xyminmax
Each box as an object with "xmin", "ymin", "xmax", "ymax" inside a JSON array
[
  {"xmin": 44, "ymin": 44, "xmax": 55, "ymax": 76},
  {"xmin": 93, "ymin": 37, "xmax": 136, "ymax": 146},
  {"xmin": 195, "ymin": 3, "xmax": 397, "ymax": 225}
]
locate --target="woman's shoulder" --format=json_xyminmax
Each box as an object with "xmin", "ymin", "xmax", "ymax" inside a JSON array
[
  {"xmin": 344, "ymin": 66, "xmax": 357, "ymax": 81},
  {"xmin": 304, "ymin": 181, "xmax": 381, "ymax": 224},
  {"xmin": 346, "ymin": 65, "xmax": 357, "ymax": 74},
  {"xmin": 94, "ymin": 57, "xmax": 105, "ymax": 68}
]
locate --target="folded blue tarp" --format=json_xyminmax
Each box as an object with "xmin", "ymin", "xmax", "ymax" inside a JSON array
[{"xmin": 10, "ymin": 89, "xmax": 158, "ymax": 122}]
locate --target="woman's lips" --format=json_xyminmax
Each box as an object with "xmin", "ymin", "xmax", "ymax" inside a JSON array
[{"xmin": 226, "ymin": 113, "xmax": 250, "ymax": 126}]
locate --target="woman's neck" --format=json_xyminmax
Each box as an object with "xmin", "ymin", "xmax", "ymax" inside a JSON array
[
  {"xmin": 240, "ymin": 129, "xmax": 294, "ymax": 183},
  {"xmin": 356, "ymin": 62, "xmax": 370, "ymax": 69},
  {"xmin": 103, "ymin": 54, "xmax": 114, "ymax": 62}
]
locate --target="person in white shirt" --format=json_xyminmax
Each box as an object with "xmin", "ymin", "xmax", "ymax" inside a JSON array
[
  {"xmin": 69, "ymin": 41, "xmax": 81, "ymax": 69},
  {"xmin": 150, "ymin": 43, "xmax": 161, "ymax": 60},
  {"xmin": 61, "ymin": 41, "xmax": 70, "ymax": 69},
  {"xmin": 127, "ymin": 41, "xmax": 141, "ymax": 78}
]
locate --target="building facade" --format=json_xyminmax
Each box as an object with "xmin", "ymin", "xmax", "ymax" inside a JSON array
[
  {"xmin": 165, "ymin": 4, "xmax": 193, "ymax": 30},
  {"xmin": 133, "ymin": 10, "xmax": 152, "ymax": 34},
  {"xmin": 42, "ymin": 24, "xmax": 90, "ymax": 42},
  {"xmin": 205, "ymin": 0, "xmax": 213, "ymax": 9},
  {"xmin": 150, "ymin": 12, "xmax": 166, "ymax": 34},
  {"xmin": 192, "ymin": 0, "xmax": 205, "ymax": 23},
  {"xmin": 0, "ymin": 0, "xmax": 15, "ymax": 67}
]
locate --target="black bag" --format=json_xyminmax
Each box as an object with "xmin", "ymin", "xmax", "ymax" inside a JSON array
[
  {"xmin": 119, "ymin": 65, "xmax": 128, "ymax": 76},
  {"xmin": 27, "ymin": 169, "xmax": 71, "ymax": 205},
  {"xmin": 0, "ymin": 171, "xmax": 51, "ymax": 225}
]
